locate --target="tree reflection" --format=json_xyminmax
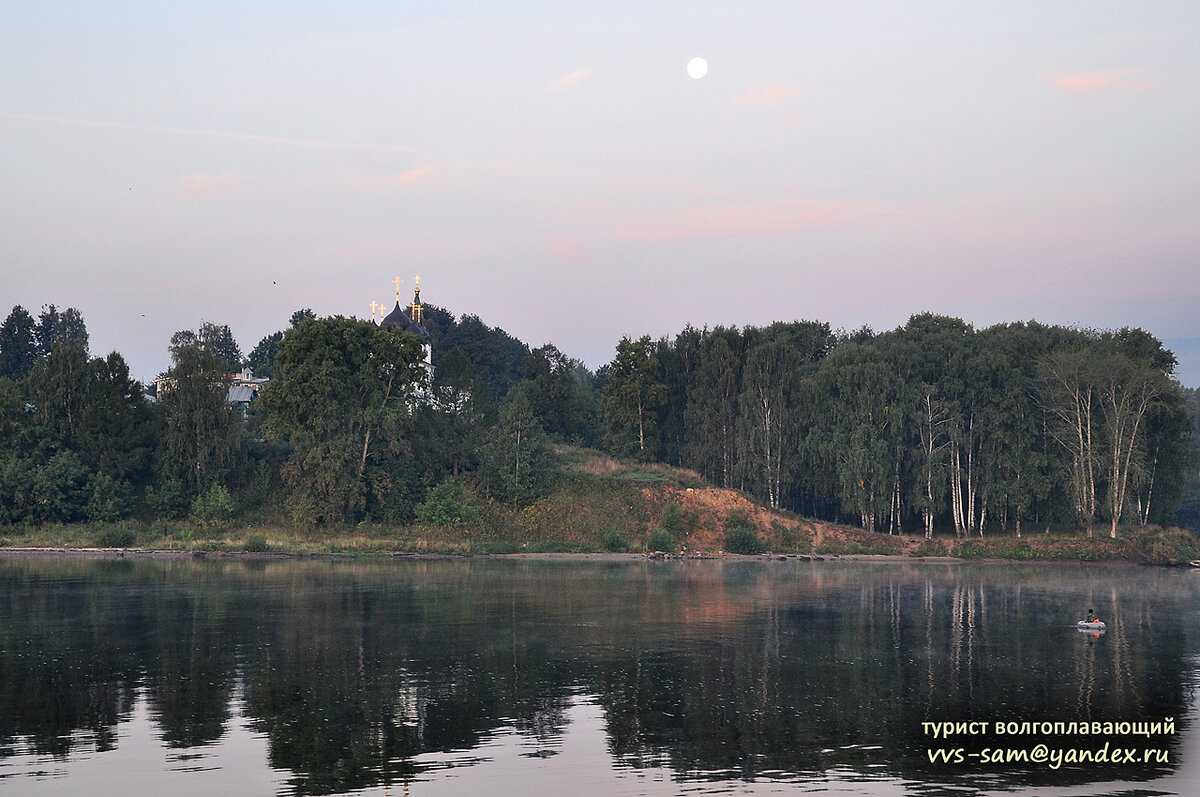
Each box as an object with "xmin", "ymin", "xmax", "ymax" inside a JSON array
[{"xmin": 0, "ymin": 557, "xmax": 1192, "ymax": 793}]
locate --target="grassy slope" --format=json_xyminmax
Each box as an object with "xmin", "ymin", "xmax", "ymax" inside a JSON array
[{"xmin": 2, "ymin": 445, "xmax": 1198, "ymax": 564}]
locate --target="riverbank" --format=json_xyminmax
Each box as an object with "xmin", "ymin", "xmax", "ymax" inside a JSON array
[
  {"xmin": 2, "ymin": 447, "xmax": 1196, "ymax": 565},
  {"xmin": 1, "ymin": 523, "xmax": 1196, "ymax": 565}
]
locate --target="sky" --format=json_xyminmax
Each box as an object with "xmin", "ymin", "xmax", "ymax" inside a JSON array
[{"xmin": 3, "ymin": 1, "xmax": 1199, "ymax": 386}]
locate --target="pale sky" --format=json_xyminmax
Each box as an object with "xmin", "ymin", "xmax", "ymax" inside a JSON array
[{"xmin": 3, "ymin": 1, "xmax": 1199, "ymax": 385}]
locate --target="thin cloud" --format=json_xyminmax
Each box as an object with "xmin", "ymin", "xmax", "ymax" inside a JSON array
[
  {"xmin": 173, "ymin": 172, "xmax": 244, "ymax": 198},
  {"xmin": 346, "ymin": 166, "xmax": 435, "ymax": 190},
  {"xmin": 733, "ymin": 83, "xmax": 803, "ymax": 106},
  {"xmin": 0, "ymin": 112, "xmax": 424, "ymax": 154},
  {"xmin": 547, "ymin": 68, "xmax": 595, "ymax": 90},
  {"xmin": 1051, "ymin": 68, "xmax": 1154, "ymax": 94},
  {"xmin": 613, "ymin": 199, "xmax": 885, "ymax": 243}
]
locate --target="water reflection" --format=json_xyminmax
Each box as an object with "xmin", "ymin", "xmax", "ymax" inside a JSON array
[{"xmin": 0, "ymin": 556, "xmax": 1196, "ymax": 795}]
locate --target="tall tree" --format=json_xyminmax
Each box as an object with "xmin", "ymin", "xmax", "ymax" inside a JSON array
[
  {"xmin": 35, "ymin": 305, "xmax": 89, "ymax": 355},
  {"xmin": 1097, "ymin": 330, "xmax": 1174, "ymax": 538},
  {"xmin": 429, "ymin": 346, "xmax": 491, "ymax": 478},
  {"xmin": 603, "ymin": 335, "xmax": 666, "ymax": 460},
  {"xmin": 157, "ymin": 341, "xmax": 243, "ymax": 496},
  {"xmin": 684, "ymin": 331, "xmax": 741, "ymax": 487},
  {"xmin": 0, "ymin": 306, "xmax": 38, "ymax": 380},
  {"xmin": 737, "ymin": 340, "xmax": 802, "ymax": 509},
  {"xmin": 171, "ymin": 322, "xmax": 243, "ymax": 374},
  {"xmin": 520, "ymin": 343, "xmax": 599, "ymax": 444},
  {"xmin": 479, "ymin": 390, "xmax": 556, "ymax": 504},
  {"xmin": 257, "ymin": 316, "xmax": 426, "ymax": 523},
  {"xmin": 1039, "ymin": 344, "xmax": 1101, "ymax": 535},
  {"xmin": 25, "ymin": 344, "xmax": 90, "ymax": 452},
  {"xmin": 77, "ymin": 352, "xmax": 157, "ymax": 485}
]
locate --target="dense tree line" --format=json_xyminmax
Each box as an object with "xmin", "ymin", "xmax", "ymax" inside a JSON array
[
  {"xmin": 0, "ymin": 302, "xmax": 594, "ymax": 527},
  {"xmin": 603, "ymin": 315, "xmax": 1197, "ymax": 536},
  {"xmin": 1, "ymin": 301, "xmax": 1195, "ymax": 536}
]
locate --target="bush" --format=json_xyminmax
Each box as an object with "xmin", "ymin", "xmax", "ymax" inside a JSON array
[
  {"xmin": 191, "ymin": 484, "xmax": 236, "ymax": 525},
  {"xmin": 604, "ymin": 529, "xmax": 630, "ymax": 552},
  {"xmin": 724, "ymin": 526, "xmax": 766, "ymax": 555},
  {"xmin": 774, "ymin": 521, "xmax": 812, "ymax": 553},
  {"xmin": 914, "ymin": 539, "xmax": 948, "ymax": 557},
  {"xmin": 96, "ymin": 526, "xmax": 137, "ymax": 548},
  {"xmin": 415, "ymin": 480, "xmax": 476, "ymax": 526},
  {"xmin": 34, "ymin": 451, "xmax": 90, "ymax": 523},
  {"xmin": 647, "ymin": 528, "xmax": 675, "ymax": 553},
  {"xmin": 85, "ymin": 473, "xmax": 133, "ymax": 522},
  {"xmin": 244, "ymin": 533, "xmax": 270, "ymax": 552},
  {"xmin": 660, "ymin": 500, "xmax": 682, "ymax": 534},
  {"xmin": 147, "ymin": 480, "xmax": 189, "ymax": 520}
]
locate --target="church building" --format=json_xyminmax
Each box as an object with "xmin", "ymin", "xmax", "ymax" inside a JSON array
[{"xmin": 374, "ymin": 276, "xmax": 434, "ymax": 387}]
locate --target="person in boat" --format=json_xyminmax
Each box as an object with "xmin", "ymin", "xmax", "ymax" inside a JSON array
[{"xmin": 1085, "ymin": 609, "xmax": 1098, "ymax": 623}]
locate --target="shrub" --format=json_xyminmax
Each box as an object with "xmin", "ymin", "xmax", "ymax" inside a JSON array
[
  {"xmin": 913, "ymin": 539, "xmax": 948, "ymax": 557},
  {"xmin": 604, "ymin": 529, "xmax": 630, "ymax": 552},
  {"xmin": 96, "ymin": 526, "xmax": 137, "ymax": 548},
  {"xmin": 85, "ymin": 473, "xmax": 133, "ymax": 523},
  {"xmin": 724, "ymin": 526, "xmax": 766, "ymax": 555},
  {"xmin": 244, "ymin": 533, "xmax": 270, "ymax": 552},
  {"xmin": 815, "ymin": 538, "xmax": 862, "ymax": 556},
  {"xmin": 191, "ymin": 484, "xmax": 236, "ymax": 525},
  {"xmin": 147, "ymin": 480, "xmax": 189, "ymax": 520},
  {"xmin": 415, "ymin": 480, "xmax": 476, "ymax": 526},
  {"xmin": 774, "ymin": 521, "xmax": 812, "ymax": 553},
  {"xmin": 660, "ymin": 500, "xmax": 682, "ymax": 535},
  {"xmin": 647, "ymin": 528, "xmax": 675, "ymax": 553}
]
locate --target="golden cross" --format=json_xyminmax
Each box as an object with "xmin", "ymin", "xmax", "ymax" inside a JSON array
[
  {"xmin": 409, "ymin": 275, "xmax": 423, "ymax": 324},
  {"xmin": 392, "ymin": 276, "xmax": 404, "ymax": 302},
  {"xmin": 369, "ymin": 300, "xmax": 381, "ymax": 321}
]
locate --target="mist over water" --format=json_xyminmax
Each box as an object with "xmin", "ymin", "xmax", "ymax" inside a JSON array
[{"xmin": 1, "ymin": 556, "xmax": 1197, "ymax": 795}]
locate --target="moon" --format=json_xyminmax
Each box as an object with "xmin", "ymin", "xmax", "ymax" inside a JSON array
[{"xmin": 686, "ymin": 57, "xmax": 708, "ymax": 79}]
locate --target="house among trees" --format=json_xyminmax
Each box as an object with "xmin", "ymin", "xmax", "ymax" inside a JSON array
[{"xmin": 227, "ymin": 368, "xmax": 269, "ymax": 415}]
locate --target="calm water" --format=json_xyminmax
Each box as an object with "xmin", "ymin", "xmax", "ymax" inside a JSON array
[{"xmin": 1, "ymin": 555, "xmax": 1199, "ymax": 796}]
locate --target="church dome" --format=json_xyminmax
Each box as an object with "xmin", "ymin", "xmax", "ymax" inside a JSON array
[{"xmin": 380, "ymin": 301, "xmax": 429, "ymax": 338}]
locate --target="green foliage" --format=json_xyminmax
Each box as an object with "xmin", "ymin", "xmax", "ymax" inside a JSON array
[
  {"xmin": 914, "ymin": 540, "xmax": 949, "ymax": 557},
  {"xmin": 415, "ymin": 480, "xmax": 476, "ymax": 526},
  {"xmin": 157, "ymin": 341, "xmax": 243, "ymax": 495},
  {"xmin": 520, "ymin": 343, "xmax": 600, "ymax": 445},
  {"xmin": 647, "ymin": 528, "xmax": 675, "ymax": 553},
  {"xmin": 170, "ymin": 322, "xmax": 242, "ymax": 374},
  {"xmin": 660, "ymin": 500, "xmax": 682, "ymax": 534},
  {"xmin": 191, "ymin": 484, "xmax": 236, "ymax": 525},
  {"xmin": 427, "ymin": 346, "xmax": 491, "ymax": 477},
  {"xmin": 815, "ymin": 538, "xmax": 862, "ymax": 556},
  {"xmin": 724, "ymin": 509, "xmax": 752, "ymax": 532},
  {"xmin": 95, "ymin": 526, "xmax": 136, "ymax": 548},
  {"xmin": 772, "ymin": 521, "xmax": 812, "ymax": 553},
  {"xmin": 84, "ymin": 473, "xmax": 132, "ymax": 522},
  {"xmin": 147, "ymin": 480, "xmax": 189, "ymax": 520},
  {"xmin": 35, "ymin": 304, "xmax": 89, "ymax": 355},
  {"xmin": 479, "ymin": 391, "xmax": 557, "ymax": 505},
  {"xmin": 604, "ymin": 529, "xmax": 630, "ymax": 552},
  {"xmin": 257, "ymin": 316, "xmax": 427, "ymax": 523},
  {"xmin": 603, "ymin": 335, "xmax": 666, "ymax": 460},
  {"xmin": 0, "ymin": 305, "xmax": 38, "ymax": 380},
  {"xmin": 433, "ymin": 311, "xmax": 530, "ymax": 401},
  {"xmin": 244, "ymin": 533, "xmax": 270, "ymax": 552},
  {"xmin": 0, "ymin": 455, "xmax": 38, "ymax": 525},
  {"xmin": 724, "ymin": 527, "xmax": 767, "ymax": 555},
  {"xmin": 35, "ymin": 451, "xmax": 90, "ymax": 523},
  {"xmin": 247, "ymin": 331, "xmax": 283, "ymax": 379}
]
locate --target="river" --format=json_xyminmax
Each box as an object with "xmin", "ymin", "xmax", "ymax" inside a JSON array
[{"xmin": 1, "ymin": 555, "xmax": 1197, "ymax": 795}]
